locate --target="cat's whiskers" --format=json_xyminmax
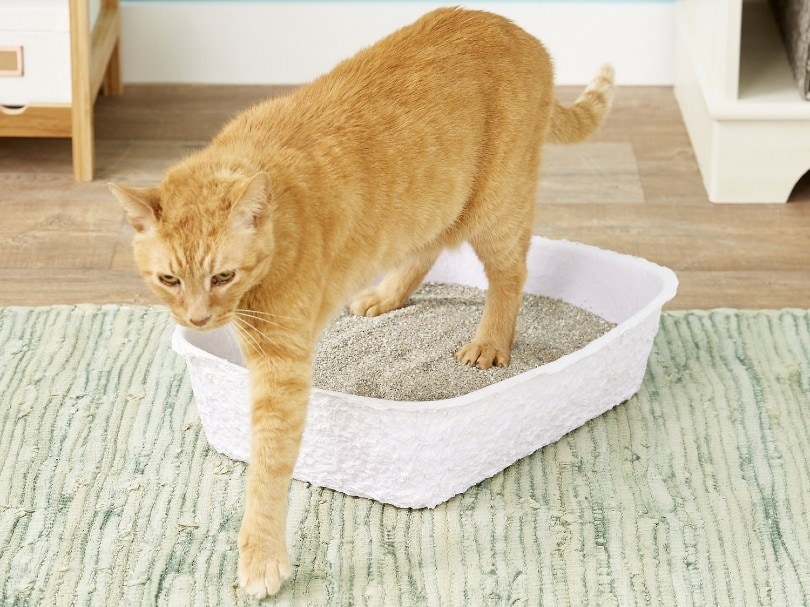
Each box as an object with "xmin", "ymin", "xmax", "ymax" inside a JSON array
[
  {"xmin": 232, "ymin": 316, "xmax": 271, "ymax": 362},
  {"xmin": 225, "ymin": 325, "xmax": 245, "ymax": 359},
  {"xmin": 233, "ymin": 315, "xmax": 284, "ymax": 350},
  {"xmin": 234, "ymin": 308, "xmax": 303, "ymax": 322},
  {"xmin": 138, "ymin": 307, "xmax": 173, "ymax": 332},
  {"xmin": 233, "ymin": 310, "xmax": 296, "ymax": 333},
  {"xmin": 230, "ymin": 319, "xmax": 258, "ymax": 358},
  {"xmin": 138, "ymin": 307, "xmax": 169, "ymax": 318}
]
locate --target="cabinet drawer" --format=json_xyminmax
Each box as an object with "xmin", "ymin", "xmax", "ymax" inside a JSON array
[
  {"xmin": 0, "ymin": 30, "xmax": 71, "ymax": 106},
  {"xmin": 0, "ymin": 0, "xmax": 101, "ymax": 108}
]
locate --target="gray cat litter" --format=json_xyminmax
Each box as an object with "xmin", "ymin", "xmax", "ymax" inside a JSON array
[{"xmin": 313, "ymin": 283, "xmax": 615, "ymax": 401}]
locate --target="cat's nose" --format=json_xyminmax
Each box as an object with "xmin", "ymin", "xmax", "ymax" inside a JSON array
[{"xmin": 189, "ymin": 315, "xmax": 211, "ymax": 327}]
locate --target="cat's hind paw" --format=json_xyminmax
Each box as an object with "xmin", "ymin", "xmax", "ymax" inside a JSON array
[
  {"xmin": 237, "ymin": 541, "xmax": 291, "ymax": 599},
  {"xmin": 455, "ymin": 341, "xmax": 511, "ymax": 370},
  {"xmin": 349, "ymin": 289, "xmax": 402, "ymax": 318}
]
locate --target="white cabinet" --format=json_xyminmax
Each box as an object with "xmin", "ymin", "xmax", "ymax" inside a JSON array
[
  {"xmin": 0, "ymin": 0, "xmax": 119, "ymax": 181},
  {"xmin": 675, "ymin": 0, "xmax": 810, "ymax": 203},
  {"xmin": 1, "ymin": 1, "xmax": 72, "ymax": 105}
]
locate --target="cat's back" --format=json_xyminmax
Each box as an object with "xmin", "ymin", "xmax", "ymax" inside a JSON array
[
  {"xmin": 323, "ymin": 8, "xmax": 551, "ymax": 98},
  {"xmin": 349, "ymin": 8, "xmax": 545, "ymax": 64},
  {"xmin": 234, "ymin": 8, "xmax": 553, "ymax": 148},
  {"xmin": 216, "ymin": 7, "xmax": 555, "ymax": 183},
  {"xmin": 233, "ymin": 9, "xmax": 552, "ymax": 140}
]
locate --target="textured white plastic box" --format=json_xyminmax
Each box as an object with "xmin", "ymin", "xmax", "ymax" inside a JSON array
[
  {"xmin": 0, "ymin": 0, "xmax": 100, "ymax": 106},
  {"xmin": 172, "ymin": 237, "xmax": 678, "ymax": 508}
]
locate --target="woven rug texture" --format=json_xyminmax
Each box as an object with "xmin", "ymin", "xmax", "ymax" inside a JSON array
[{"xmin": 1, "ymin": 306, "xmax": 809, "ymax": 606}]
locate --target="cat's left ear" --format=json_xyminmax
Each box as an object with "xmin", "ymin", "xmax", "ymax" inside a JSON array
[
  {"xmin": 109, "ymin": 183, "xmax": 162, "ymax": 233},
  {"xmin": 229, "ymin": 172, "xmax": 271, "ymax": 232}
]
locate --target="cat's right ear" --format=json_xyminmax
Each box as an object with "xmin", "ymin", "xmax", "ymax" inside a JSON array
[
  {"xmin": 229, "ymin": 172, "xmax": 271, "ymax": 232},
  {"xmin": 109, "ymin": 183, "xmax": 162, "ymax": 233}
]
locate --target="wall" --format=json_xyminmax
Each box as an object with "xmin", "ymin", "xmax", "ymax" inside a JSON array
[{"xmin": 119, "ymin": 1, "xmax": 675, "ymax": 85}]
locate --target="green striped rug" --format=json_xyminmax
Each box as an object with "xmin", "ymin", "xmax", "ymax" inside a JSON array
[{"xmin": 1, "ymin": 306, "xmax": 809, "ymax": 606}]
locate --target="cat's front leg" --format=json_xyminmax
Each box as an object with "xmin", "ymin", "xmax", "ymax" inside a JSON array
[{"xmin": 237, "ymin": 354, "xmax": 311, "ymax": 599}]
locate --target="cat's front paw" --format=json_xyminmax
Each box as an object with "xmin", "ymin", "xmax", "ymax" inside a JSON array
[
  {"xmin": 456, "ymin": 341, "xmax": 510, "ymax": 370},
  {"xmin": 237, "ymin": 535, "xmax": 291, "ymax": 599}
]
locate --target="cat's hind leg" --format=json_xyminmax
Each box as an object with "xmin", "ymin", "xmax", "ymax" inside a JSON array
[
  {"xmin": 350, "ymin": 249, "xmax": 439, "ymax": 317},
  {"xmin": 456, "ymin": 224, "xmax": 531, "ymax": 370}
]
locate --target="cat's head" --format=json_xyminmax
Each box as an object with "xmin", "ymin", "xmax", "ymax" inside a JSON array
[{"xmin": 110, "ymin": 170, "xmax": 275, "ymax": 330}]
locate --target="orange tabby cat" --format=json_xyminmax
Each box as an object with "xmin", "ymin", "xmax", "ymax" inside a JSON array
[{"xmin": 111, "ymin": 8, "xmax": 613, "ymax": 598}]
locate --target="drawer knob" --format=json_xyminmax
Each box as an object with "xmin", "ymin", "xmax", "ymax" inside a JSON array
[{"xmin": 0, "ymin": 46, "xmax": 23, "ymax": 77}]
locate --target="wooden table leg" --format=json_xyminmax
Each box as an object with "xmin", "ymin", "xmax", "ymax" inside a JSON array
[
  {"xmin": 102, "ymin": 0, "xmax": 123, "ymax": 97},
  {"xmin": 103, "ymin": 39, "xmax": 123, "ymax": 97},
  {"xmin": 69, "ymin": 0, "xmax": 94, "ymax": 182}
]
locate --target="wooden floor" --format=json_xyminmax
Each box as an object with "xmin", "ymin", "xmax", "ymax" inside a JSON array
[{"xmin": 1, "ymin": 85, "xmax": 808, "ymax": 309}]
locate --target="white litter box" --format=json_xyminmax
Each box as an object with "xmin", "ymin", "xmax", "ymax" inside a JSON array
[{"xmin": 172, "ymin": 237, "xmax": 678, "ymax": 508}]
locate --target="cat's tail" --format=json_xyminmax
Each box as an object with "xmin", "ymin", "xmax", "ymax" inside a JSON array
[{"xmin": 547, "ymin": 64, "xmax": 615, "ymax": 144}]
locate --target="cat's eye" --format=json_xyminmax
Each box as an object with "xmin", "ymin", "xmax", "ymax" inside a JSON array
[
  {"xmin": 159, "ymin": 274, "xmax": 180, "ymax": 287},
  {"xmin": 212, "ymin": 271, "xmax": 235, "ymax": 286}
]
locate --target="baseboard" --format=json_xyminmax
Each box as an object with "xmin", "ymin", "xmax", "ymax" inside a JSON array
[{"xmin": 119, "ymin": 1, "xmax": 675, "ymax": 85}]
